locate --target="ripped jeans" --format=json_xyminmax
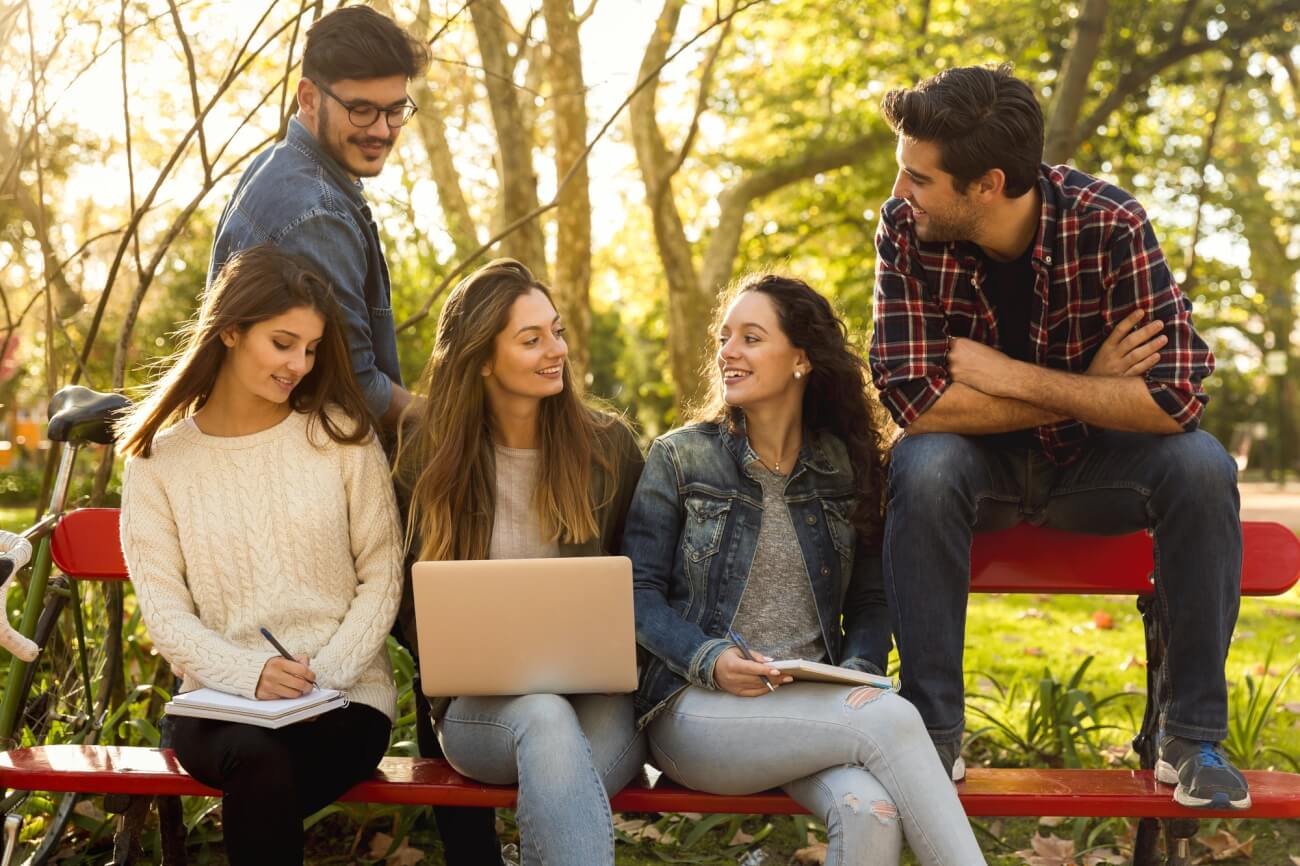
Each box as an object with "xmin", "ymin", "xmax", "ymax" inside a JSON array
[{"xmin": 648, "ymin": 683, "xmax": 985, "ymax": 866}]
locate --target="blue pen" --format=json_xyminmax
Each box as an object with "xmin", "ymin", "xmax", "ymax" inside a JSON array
[{"xmin": 727, "ymin": 628, "xmax": 776, "ymax": 693}]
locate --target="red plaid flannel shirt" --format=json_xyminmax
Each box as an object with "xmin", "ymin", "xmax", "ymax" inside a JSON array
[{"xmin": 869, "ymin": 164, "xmax": 1214, "ymax": 464}]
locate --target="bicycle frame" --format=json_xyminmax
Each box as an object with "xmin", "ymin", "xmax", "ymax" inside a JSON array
[{"xmin": 0, "ymin": 442, "xmax": 83, "ymax": 747}]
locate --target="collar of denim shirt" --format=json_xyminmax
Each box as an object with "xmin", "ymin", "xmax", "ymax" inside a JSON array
[{"xmin": 285, "ymin": 117, "xmax": 367, "ymax": 206}]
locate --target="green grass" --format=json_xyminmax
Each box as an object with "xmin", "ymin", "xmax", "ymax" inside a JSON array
[{"xmin": 0, "ymin": 504, "xmax": 33, "ymax": 534}]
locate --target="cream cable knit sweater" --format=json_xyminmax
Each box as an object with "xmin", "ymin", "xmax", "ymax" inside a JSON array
[{"xmin": 120, "ymin": 410, "xmax": 403, "ymax": 720}]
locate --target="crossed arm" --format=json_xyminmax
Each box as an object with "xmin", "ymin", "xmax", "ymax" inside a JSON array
[{"xmin": 907, "ymin": 310, "xmax": 1181, "ymax": 436}]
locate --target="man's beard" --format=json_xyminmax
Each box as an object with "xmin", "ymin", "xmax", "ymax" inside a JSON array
[
  {"xmin": 913, "ymin": 203, "xmax": 981, "ymax": 244},
  {"xmin": 317, "ymin": 101, "xmax": 391, "ymax": 178}
]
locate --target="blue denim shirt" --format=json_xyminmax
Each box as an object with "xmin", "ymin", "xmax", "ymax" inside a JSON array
[
  {"xmin": 209, "ymin": 118, "xmax": 401, "ymax": 417},
  {"xmin": 625, "ymin": 420, "xmax": 891, "ymax": 725}
]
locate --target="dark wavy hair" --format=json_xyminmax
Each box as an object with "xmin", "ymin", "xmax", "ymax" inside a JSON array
[
  {"xmin": 693, "ymin": 273, "xmax": 890, "ymax": 543},
  {"xmin": 881, "ymin": 63, "xmax": 1043, "ymax": 198}
]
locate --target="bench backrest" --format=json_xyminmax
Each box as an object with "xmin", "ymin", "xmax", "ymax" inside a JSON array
[{"xmin": 50, "ymin": 507, "xmax": 1300, "ymax": 597}]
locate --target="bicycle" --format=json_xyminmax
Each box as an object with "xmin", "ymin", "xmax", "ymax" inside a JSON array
[{"xmin": 1, "ymin": 385, "xmax": 131, "ymax": 866}]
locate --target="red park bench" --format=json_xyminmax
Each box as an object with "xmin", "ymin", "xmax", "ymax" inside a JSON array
[{"xmin": 2, "ymin": 507, "xmax": 1299, "ymax": 866}]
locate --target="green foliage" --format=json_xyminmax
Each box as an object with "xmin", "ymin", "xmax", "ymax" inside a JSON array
[
  {"xmin": 966, "ymin": 655, "xmax": 1136, "ymax": 768},
  {"xmin": 1224, "ymin": 647, "xmax": 1300, "ymax": 772}
]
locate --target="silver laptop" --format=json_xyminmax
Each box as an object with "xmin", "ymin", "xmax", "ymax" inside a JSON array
[{"xmin": 411, "ymin": 556, "xmax": 638, "ymax": 697}]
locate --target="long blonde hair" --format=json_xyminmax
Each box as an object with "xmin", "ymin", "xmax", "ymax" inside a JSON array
[
  {"xmin": 116, "ymin": 245, "xmax": 374, "ymax": 458},
  {"xmin": 400, "ymin": 258, "xmax": 618, "ymax": 560}
]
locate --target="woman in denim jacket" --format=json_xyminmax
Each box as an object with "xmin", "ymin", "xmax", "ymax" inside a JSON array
[
  {"xmin": 399, "ymin": 259, "xmax": 645, "ymax": 866},
  {"xmin": 625, "ymin": 275, "xmax": 984, "ymax": 865}
]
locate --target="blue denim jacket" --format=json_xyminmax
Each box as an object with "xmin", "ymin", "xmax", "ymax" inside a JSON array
[
  {"xmin": 209, "ymin": 117, "xmax": 401, "ymax": 418},
  {"xmin": 624, "ymin": 420, "xmax": 891, "ymax": 725}
]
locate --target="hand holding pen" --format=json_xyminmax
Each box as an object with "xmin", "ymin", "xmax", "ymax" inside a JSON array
[
  {"xmin": 714, "ymin": 629, "xmax": 793, "ymax": 697},
  {"xmin": 254, "ymin": 626, "xmax": 317, "ymax": 700}
]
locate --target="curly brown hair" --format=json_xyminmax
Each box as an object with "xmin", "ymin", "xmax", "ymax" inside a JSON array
[{"xmin": 693, "ymin": 273, "xmax": 891, "ymax": 544}]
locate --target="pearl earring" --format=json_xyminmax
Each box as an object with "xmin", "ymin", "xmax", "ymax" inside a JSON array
[{"xmin": 794, "ymin": 370, "xmax": 803, "ymax": 380}]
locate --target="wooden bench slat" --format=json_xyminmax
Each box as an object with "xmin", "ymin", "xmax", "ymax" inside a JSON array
[
  {"xmin": 53, "ymin": 509, "xmax": 1300, "ymax": 597},
  {"xmin": 970, "ymin": 522, "xmax": 1300, "ymax": 595},
  {"xmin": 5, "ymin": 746, "xmax": 1300, "ymax": 820}
]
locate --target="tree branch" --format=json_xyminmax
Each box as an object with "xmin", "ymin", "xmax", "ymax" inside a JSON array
[
  {"xmin": 167, "ymin": 0, "xmax": 210, "ymax": 181},
  {"xmin": 398, "ymin": 0, "xmax": 766, "ymax": 332}
]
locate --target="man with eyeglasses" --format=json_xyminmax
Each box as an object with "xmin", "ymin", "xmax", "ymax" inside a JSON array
[
  {"xmin": 209, "ymin": 5, "xmax": 424, "ymax": 427},
  {"xmin": 204, "ymin": 7, "xmax": 506, "ymax": 864}
]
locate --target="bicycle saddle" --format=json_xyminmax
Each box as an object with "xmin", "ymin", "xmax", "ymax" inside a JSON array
[{"xmin": 46, "ymin": 386, "xmax": 132, "ymax": 445}]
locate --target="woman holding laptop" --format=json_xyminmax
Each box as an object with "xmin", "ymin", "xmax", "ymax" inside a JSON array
[
  {"xmin": 116, "ymin": 246, "xmax": 403, "ymax": 865},
  {"xmin": 399, "ymin": 258, "xmax": 645, "ymax": 866},
  {"xmin": 625, "ymin": 274, "xmax": 985, "ymax": 865}
]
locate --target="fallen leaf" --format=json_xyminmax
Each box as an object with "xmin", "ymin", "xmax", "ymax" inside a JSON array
[
  {"xmin": 1266, "ymin": 607, "xmax": 1300, "ymax": 620},
  {"xmin": 1092, "ymin": 610, "xmax": 1114, "ymax": 630},
  {"xmin": 1019, "ymin": 608, "xmax": 1048, "ymax": 620},
  {"xmin": 793, "ymin": 843, "xmax": 828, "ymax": 865},
  {"xmin": 728, "ymin": 827, "xmax": 755, "ymax": 846},
  {"xmin": 1025, "ymin": 646, "xmax": 1044, "ymax": 657},
  {"xmin": 1013, "ymin": 833, "xmax": 1077, "ymax": 866},
  {"xmin": 1119, "ymin": 655, "xmax": 1147, "ymax": 671},
  {"xmin": 367, "ymin": 832, "xmax": 427, "ymax": 866},
  {"xmin": 1038, "ymin": 815, "xmax": 1067, "ymax": 827},
  {"xmin": 1083, "ymin": 850, "xmax": 1124, "ymax": 866},
  {"xmin": 1102, "ymin": 744, "xmax": 1131, "ymax": 766},
  {"xmin": 1196, "ymin": 829, "xmax": 1254, "ymax": 861},
  {"xmin": 1289, "ymin": 856, "xmax": 1299, "ymax": 865},
  {"xmin": 1282, "ymin": 703, "xmax": 1300, "ymax": 715},
  {"xmin": 73, "ymin": 799, "xmax": 106, "ymax": 821}
]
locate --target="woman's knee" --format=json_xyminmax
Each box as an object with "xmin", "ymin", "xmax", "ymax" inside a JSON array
[
  {"xmin": 842, "ymin": 689, "xmax": 933, "ymax": 751},
  {"xmin": 509, "ymin": 693, "xmax": 583, "ymax": 738}
]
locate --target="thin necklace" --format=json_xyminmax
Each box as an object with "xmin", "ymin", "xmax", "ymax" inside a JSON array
[{"xmin": 754, "ymin": 441, "xmax": 798, "ymax": 475}]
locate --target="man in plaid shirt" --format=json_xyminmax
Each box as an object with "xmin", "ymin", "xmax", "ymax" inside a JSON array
[{"xmin": 870, "ymin": 64, "xmax": 1248, "ymax": 809}]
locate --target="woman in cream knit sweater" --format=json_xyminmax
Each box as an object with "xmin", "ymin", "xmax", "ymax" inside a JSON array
[{"xmin": 117, "ymin": 246, "xmax": 402, "ymax": 865}]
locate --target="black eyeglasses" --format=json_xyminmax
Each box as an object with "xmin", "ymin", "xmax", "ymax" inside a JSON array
[{"xmin": 312, "ymin": 79, "xmax": 418, "ymax": 128}]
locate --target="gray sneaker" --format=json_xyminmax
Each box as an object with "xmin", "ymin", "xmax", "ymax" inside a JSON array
[
  {"xmin": 1155, "ymin": 733, "xmax": 1250, "ymax": 809},
  {"xmin": 935, "ymin": 740, "xmax": 966, "ymax": 782}
]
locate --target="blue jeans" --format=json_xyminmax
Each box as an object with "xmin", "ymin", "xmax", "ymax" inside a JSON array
[
  {"xmin": 649, "ymin": 684, "xmax": 985, "ymax": 866},
  {"xmin": 885, "ymin": 430, "xmax": 1242, "ymax": 746},
  {"xmin": 438, "ymin": 694, "xmax": 645, "ymax": 866}
]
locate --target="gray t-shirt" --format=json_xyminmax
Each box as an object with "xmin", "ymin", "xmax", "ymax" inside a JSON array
[
  {"xmin": 729, "ymin": 462, "xmax": 827, "ymax": 662},
  {"xmin": 489, "ymin": 445, "xmax": 560, "ymax": 560}
]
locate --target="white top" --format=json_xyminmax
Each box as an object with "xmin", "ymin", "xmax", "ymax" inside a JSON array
[
  {"xmin": 488, "ymin": 444, "xmax": 559, "ymax": 560},
  {"xmin": 119, "ymin": 410, "xmax": 403, "ymax": 720}
]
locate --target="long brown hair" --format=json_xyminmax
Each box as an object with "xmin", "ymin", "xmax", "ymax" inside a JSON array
[
  {"xmin": 400, "ymin": 258, "xmax": 620, "ymax": 561},
  {"xmin": 117, "ymin": 244, "xmax": 374, "ymax": 457},
  {"xmin": 692, "ymin": 273, "xmax": 890, "ymax": 543}
]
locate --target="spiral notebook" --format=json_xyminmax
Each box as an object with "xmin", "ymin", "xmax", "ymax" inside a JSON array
[{"xmin": 163, "ymin": 687, "xmax": 346, "ymax": 729}]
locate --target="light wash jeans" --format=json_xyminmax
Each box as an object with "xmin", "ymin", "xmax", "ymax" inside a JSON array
[
  {"xmin": 438, "ymin": 693, "xmax": 645, "ymax": 866},
  {"xmin": 648, "ymin": 683, "xmax": 985, "ymax": 866}
]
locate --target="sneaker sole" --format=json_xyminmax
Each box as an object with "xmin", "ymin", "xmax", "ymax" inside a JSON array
[
  {"xmin": 1156, "ymin": 758, "xmax": 1251, "ymax": 809},
  {"xmin": 951, "ymin": 756, "xmax": 966, "ymax": 783}
]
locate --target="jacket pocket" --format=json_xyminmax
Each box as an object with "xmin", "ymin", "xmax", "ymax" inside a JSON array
[{"xmin": 682, "ymin": 495, "xmax": 731, "ymax": 563}]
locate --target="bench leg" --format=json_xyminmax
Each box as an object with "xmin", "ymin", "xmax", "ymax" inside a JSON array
[
  {"xmin": 157, "ymin": 794, "xmax": 188, "ymax": 866},
  {"xmin": 1132, "ymin": 817, "xmax": 1161, "ymax": 866},
  {"xmin": 105, "ymin": 794, "xmax": 152, "ymax": 866},
  {"xmin": 1162, "ymin": 817, "xmax": 1198, "ymax": 866}
]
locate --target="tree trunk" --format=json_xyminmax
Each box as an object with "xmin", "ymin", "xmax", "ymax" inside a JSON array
[
  {"xmin": 1043, "ymin": 0, "xmax": 1108, "ymax": 165},
  {"xmin": 542, "ymin": 0, "xmax": 592, "ymax": 384},
  {"xmin": 699, "ymin": 133, "xmax": 886, "ymax": 295},
  {"xmin": 630, "ymin": 0, "xmax": 709, "ymax": 408},
  {"xmin": 470, "ymin": 0, "xmax": 549, "ymax": 281}
]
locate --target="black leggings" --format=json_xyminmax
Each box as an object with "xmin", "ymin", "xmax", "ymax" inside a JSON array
[{"xmin": 170, "ymin": 703, "xmax": 390, "ymax": 865}]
